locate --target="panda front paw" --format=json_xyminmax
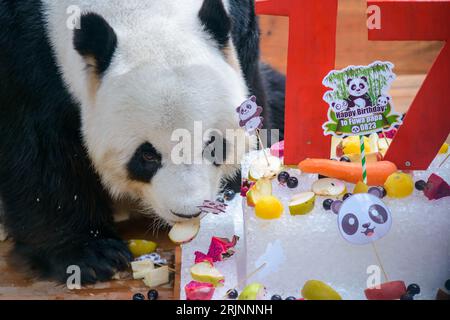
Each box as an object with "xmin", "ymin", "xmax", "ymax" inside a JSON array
[{"xmin": 17, "ymin": 238, "xmax": 133, "ymax": 284}]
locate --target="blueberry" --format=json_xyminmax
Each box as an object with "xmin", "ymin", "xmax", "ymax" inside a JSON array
[
  {"xmin": 445, "ymin": 279, "xmax": 450, "ymax": 291},
  {"xmin": 132, "ymin": 293, "xmax": 146, "ymax": 301},
  {"xmin": 278, "ymin": 171, "xmax": 290, "ymax": 184},
  {"xmin": 331, "ymin": 200, "xmax": 343, "ymax": 215},
  {"xmin": 271, "ymin": 295, "xmax": 282, "ymax": 300},
  {"xmin": 285, "ymin": 296, "xmax": 297, "ymax": 300},
  {"xmin": 147, "ymin": 289, "xmax": 159, "ymax": 300},
  {"xmin": 379, "ymin": 187, "xmax": 387, "ymax": 198},
  {"xmin": 340, "ymin": 156, "xmax": 351, "ymax": 163},
  {"xmin": 415, "ymin": 180, "xmax": 427, "ymax": 191},
  {"xmin": 368, "ymin": 187, "xmax": 383, "ymax": 198},
  {"xmin": 226, "ymin": 289, "xmax": 239, "ymax": 300},
  {"xmin": 400, "ymin": 293, "xmax": 414, "ymax": 300},
  {"xmin": 287, "ymin": 177, "xmax": 299, "ymax": 189},
  {"xmin": 343, "ymin": 193, "xmax": 352, "ymax": 201},
  {"xmin": 323, "ymin": 199, "xmax": 334, "ymax": 211},
  {"xmin": 224, "ymin": 189, "xmax": 236, "ymax": 201},
  {"xmin": 216, "ymin": 197, "xmax": 225, "ymax": 203},
  {"xmin": 407, "ymin": 284, "xmax": 420, "ymax": 296}
]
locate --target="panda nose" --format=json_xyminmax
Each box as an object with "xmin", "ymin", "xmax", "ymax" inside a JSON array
[{"xmin": 362, "ymin": 222, "xmax": 371, "ymax": 229}]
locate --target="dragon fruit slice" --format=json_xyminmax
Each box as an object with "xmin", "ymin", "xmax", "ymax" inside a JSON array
[
  {"xmin": 185, "ymin": 281, "xmax": 215, "ymax": 300},
  {"xmin": 207, "ymin": 235, "xmax": 240, "ymax": 262},
  {"xmin": 194, "ymin": 251, "xmax": 214, "ymax": 265},
  {"xmin": 424, "ymin": 174, "xmax": 450, "ymax": 200}
]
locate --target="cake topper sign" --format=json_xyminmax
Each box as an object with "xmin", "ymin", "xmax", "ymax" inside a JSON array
[
  {"xmin": 236, "ymin": 96, "xmax": 264, "ymax": 134},
  {"xmin": 322, "ymin": 61, "xmax": 403, "ymax": 137}
]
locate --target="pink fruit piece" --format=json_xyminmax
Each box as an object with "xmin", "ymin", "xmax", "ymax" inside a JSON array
[
  {"xmin": 380, "ymin": 129, "xmax": 397, "ymax": 139},
  {"xmin": 194, "ymin": 251, "xmax": 214, "ymax": 265},
  {"xmin": 207, "ymin": 235, "xmax": 240, "ymax": 262},
  {"xmin": 424, "ymin": 174, "xmax": 450, "ymax": 200},
  {"xmin": 185, "ymin": 281, "xmax": 215, "ymax": 300},
  {"xmin": 270, "ymin": 141, "xmax": 285, "ymax": 158},
  {"xmin": 365, "ymin": 281, "xmax": 407, "ymax": 300},
  {"xmin": 241, "ymin": 186, "xmax": 250, "ymax": 197}
]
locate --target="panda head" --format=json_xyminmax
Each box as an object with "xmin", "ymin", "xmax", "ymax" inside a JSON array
[
  {"xmin": 67, "ymin": 1, "xmax": 249, "ymax": 224},
  {"xmin": 337, "ymin": 194, "xmax": 392, "ymax": 245},
  {"xmin": 347, "ymin": 76, "xmax": 369, "ymax": 97},
  {"xmin": 331, "ymin": 100, "xmax": 349, "ymax": 112},
  {"xmin": 237, "ymin": 96, "xmax": 259, "ymax": 121},
  {"xmin": 377, "ymin": 95, "xmax": 390, "ymax": 107}
]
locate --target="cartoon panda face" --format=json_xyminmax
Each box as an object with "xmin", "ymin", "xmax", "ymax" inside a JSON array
[
  {"xmin": 347, "ymin": 77, "xmax": 369, "ymax": 97},
  {"xmin": 338, "ymin": 194, "xmax": 392, "ymax": 245},
  {"xmin": 239, "ymin": 99, "xmax": 258, "ymax": 121},
  {"xmin": 331, "ymin": 100, "xmax": 349, "ymax": 112},
  {"xmin": 377, "ymin": 95, "xmax": 390, "ymax": 107}
]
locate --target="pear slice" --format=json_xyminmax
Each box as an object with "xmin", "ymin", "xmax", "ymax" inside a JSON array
[
  {"xmin": 249, "ymin": 155, "xmax": 282, "ymax": 181},
  {"xmin": 289, "ymin": 192, "xmax": 316, "ymax": 216},
  {"xmin": 131, "ymin": 260, "xmax": 155, "ymax": 280},
  {"xmin": 143, "ymin": 266, "xmax": 170, "ymax": 288},
  {"xmin": 190, "ymin": 262, "xmax": 225, "ymax": 287},
  {"xmin": 246, "ymin": 178, "xmax": 272, "ymax": 207},
  {"xmin": 238, "ymin": 283, "xmax": 267, "ymax": 300},
  {"xmin": 312, "ymin": 178, "xmax": 346, "ymax": 198},
  {"xmin": 169, "ymin": 219, "xmax": 200, "ymax": 244},
  {"xmin": 353, "ymin": 181, "xmax": 370, "ymax": 194}
]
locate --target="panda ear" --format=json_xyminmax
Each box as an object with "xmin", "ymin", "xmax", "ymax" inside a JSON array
[
  {"xmin": 73, "ymin": 13, "xmax": 117, "ymax": 75},
  {"xmin": 250, "ymin": 96, "xmax": 257, "ymax": 102},
  {"xmin": 199, "ymin": 0, "xmax": 231, "ymax": 50},
  {"xmin": 347, "ymin": 78, "xmax": 353, "ymax": 86},
  {"xmin": 361, "ymin": 76, "xmax": 368, "ymax": 82}
]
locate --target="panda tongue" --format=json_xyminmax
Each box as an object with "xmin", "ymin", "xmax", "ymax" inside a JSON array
[{"xmin": 367, "ymin": 231, "xmax": 374, "ymax": 237}]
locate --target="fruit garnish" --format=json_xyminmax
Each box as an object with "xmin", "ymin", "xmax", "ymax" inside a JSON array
[
  {"xmin": 423, "ymin": 173, "xmax": 450, "ymax": 200},
  {"xmin": 255, "ymin": 195, "xmax": 284, "ymax": 220},
  {"xmin": 301, "ymin": 280, "xmax": 342, "ymax": 300},
  {"xmin": 353, "ymin": 181, "xmax": 370, "ymax": 194},
  {"xmin": 246, "ymin": 178, "xmax": 272, "ymax": 207},
  {"xmin": 194, "ymin": 251, "xmax": 214, "ymax": 265},
  {"xmin": 238, "ymin": 283, "xmax": 266, "ymax": 300},
  {"xmin": 143, "ymin": 266, "xmax": 170, "ymax": 288},
  {"xmin": 368, "ymin": 187, "xmax": 384, "ymax": 198},
  {"xmin": 384, "ymin": 172, "xmax": 414, "ymax": 198},
  {"xmin": 277, "ymin": 171, "xmax": 290, "ymax": 184},
  {"xmin": 323, "ymin": 199, "xmax": 334, "ymax": 211},
  {"xmin": 128, "ymin": 240, "xmax": 158, "ymax": 258},
  {"xmin": 415, "ymin": 180, "xmax": 427, "ymax": 191},
  {"xmin": 226, "ymin": 289, "xmax": 239, "ymax": 300},
  {"xmin": 168, "ymin": 219, "xmax": 200, "ymax": 244},
  {"xmin": 207, "ymin": 236, "xmax": 240, "ymax": 262},
  {"xmin": 271, "ymin": 294, "xmax": 282, "ymax": 300},
  {"xmin": 270, "ymin": 140, "xmax": 284, "ymax": 158},
  {"xmin": 131, "ymin": 259, "xmax": 155, "ymax": 280},
  {"xmin": 223, "ymin": 189, "xmax": 236, "ymax": 201},
  {"xmin": 439, "ymin": 142, "xmax": 449, "ymax": 154},
  {"xmin": 287, "ymin": 176, "xmax": 299, "ymax": 189},
  {"xmin": 312, "ymin": 178, "xmax": 347, "ymax": 198},
  {"xmin": 249, "ymin": 155, "xmax": 282, "ymax": 181},
  {"xmin": 132, "ymin": 293, "xmax": 145, "ymax": 301},
  {"xmin": 190, "ymin": 262, "xmax": 225, "ymax": 287},
  {"xmin": 147, "ymin": 289, "xmax": 159, "ymax": 300},
  {"xmin": 289, "ymin": 192, "xmax": 316, "ymax": 216},
  {"xmin": 185, "ymin": 281, "xmax": 215, "ymax": 300},
  {"xmin": 338, "ymin": 136, "xmax": 371, "ymax": 155},
  {"xmin": 364, "ymin": 281, "xmax": 407, "ymax": 300}
]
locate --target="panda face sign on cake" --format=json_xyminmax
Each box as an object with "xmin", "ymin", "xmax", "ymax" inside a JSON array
[{"xmin": 338, "ymin": 194, "xmax": 392, "ymax": 245}]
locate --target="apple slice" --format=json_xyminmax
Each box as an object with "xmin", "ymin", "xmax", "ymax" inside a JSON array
[
  {"xmin": 131, "ymin": 259, "xmax": 155, "ymax": 279},
  {"xmin": 169, "ymin": 219, "xmax": 200, "ymax": 244},
  {"xmin": 289, "ymin": 192, "xmax": 316, "ymax": 216},
  {"xmin": 238, "ymin": 283, "xmax": 267, "ymax": 300},
  {"xmin": 302, "ymin": 280, "xmax": 342, "ymax": 300},
  {"xmin": 190, "ymin": 262, "xmax": 224, "ymax": 287},
  {"xmin": 246, "ymin": 178, "xmax": 272, "ymax": 207},
  {"xmin": 364, "ymin": 281, "xmax": 406, "ymax": 300},
  {"xmin": 249, "ymin": 155, "xmax": 282, "ymax": 181},
  {"xmin": 143, "ymin": 266, "xmax": 170, "ymax": 288},
  {"xmin": 312, "ymin": 178, "xmax": 347, "ymax": 198}
]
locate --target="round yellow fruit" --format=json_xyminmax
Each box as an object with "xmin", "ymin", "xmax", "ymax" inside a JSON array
[
  {"xmin": 439, "ymin": 143, "xmax": 449, "ymax": 154},
  {"xmin": 128, "ymin": 240, "xmax": 158, "ymax": 258},
  {"xmin": 302, "ymin": 280, "xmax": 342, "ymax": 300},
  {"xmin": 255, "ymin": 196, "xmax": 284, "ymax": 220},
  {"xmin": 384, "ymin": 172, "xmax": 414, "ymax": 198},
  {"xmin": 343, "ymin": 136, "xmax": 371, "ymax": 155}
]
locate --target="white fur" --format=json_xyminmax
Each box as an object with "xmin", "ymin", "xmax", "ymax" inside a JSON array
[{"xmin": 42, "ymin": 0, "xmax": 249, "ymax": 224}]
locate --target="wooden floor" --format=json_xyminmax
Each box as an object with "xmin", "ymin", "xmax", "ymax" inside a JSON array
[{"xmin": 0, "ymin": 219, "xmax": 181, "ymax": 300}]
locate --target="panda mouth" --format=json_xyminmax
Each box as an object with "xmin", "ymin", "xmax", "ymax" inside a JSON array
[
  {"xmin": 362, "ymin": 227, "xmax": 376, "ymax": 237},
  {"xmin": 170, "ymin": 210, "xmax": 202, "ymax": 219}
]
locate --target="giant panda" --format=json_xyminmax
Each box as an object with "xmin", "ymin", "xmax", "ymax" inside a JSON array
[{"xmin": 0, "ymin": 0, "xmax": 285, "ymax": 283}]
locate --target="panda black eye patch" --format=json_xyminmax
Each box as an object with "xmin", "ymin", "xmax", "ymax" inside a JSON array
[
  {"xmin": 203, "ymin": 134, "xmax": 228, "ymax": 167},
  {"xmin": 127, "ymin": 143, "xmax": 162, "ymax": 183}
]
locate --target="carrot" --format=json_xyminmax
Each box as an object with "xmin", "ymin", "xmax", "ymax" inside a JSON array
[{"xmin": 298, "ymin": 159, "xmax": 398, "ymax": 186}]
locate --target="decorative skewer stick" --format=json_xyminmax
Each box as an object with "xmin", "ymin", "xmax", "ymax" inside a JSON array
[
  {"xmin": 222, "ymin": 263, "xmax": 267, "ymax": 299},
  {"xmin": 256, "ymin": 129, "xmax": 271, "ymax": 167},
  {"xmin": 438, "ymin": 153, "xmax": 450, "ymax": 168},
  {"xmin": 371, "ymin": 242, "xmax": 389, "ymax": 283}
]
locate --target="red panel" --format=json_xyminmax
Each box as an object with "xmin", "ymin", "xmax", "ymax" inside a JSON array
[
  {"xmin": 256, "ymin": 0, "xmax": 338, "ymax": 164},
  {"xmin": 368, "ymin": 0, "xmax": 450, "ymax": 169}
]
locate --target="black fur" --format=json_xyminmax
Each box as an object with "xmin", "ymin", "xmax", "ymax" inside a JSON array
[
  {"xmin": 127, "ymin": 143, "xmax": 163, "ymax": 183},
  {"xmin": 199, "ymin": 0, "xmax": 231, "ymax": 50},
  {"xmin": 74, "ymin": 13, "xmax": 118, "ymax": 75},
  {"xmin": 0, "ymin": 1, "xmax": 131, "ymax": 283},
  {"xmin": 0, "ymin": 0, "xmax": 285, "ymax": 283}
]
